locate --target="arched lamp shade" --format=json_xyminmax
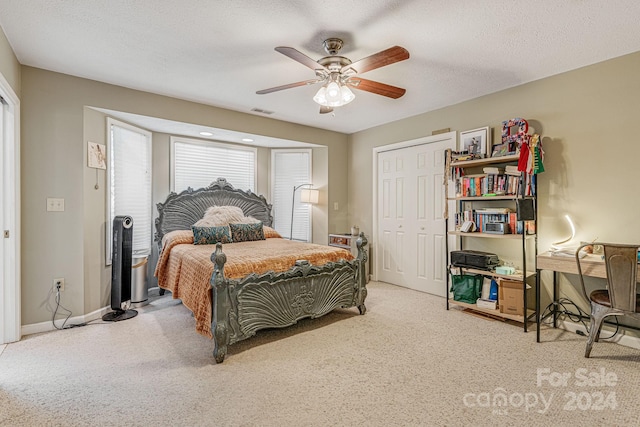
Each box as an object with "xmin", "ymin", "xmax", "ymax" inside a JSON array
[{"xmin": 300, "ymin": 188, "xmax": 319, "ymax": 204}]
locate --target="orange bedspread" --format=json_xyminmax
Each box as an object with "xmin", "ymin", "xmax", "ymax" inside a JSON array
[{"xmin": 154, "ymin": 230, "xmax": 354, "ymax": 338}]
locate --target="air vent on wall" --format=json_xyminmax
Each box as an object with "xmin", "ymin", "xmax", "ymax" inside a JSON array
[{"xmin": 251, "ymin": 107, "xmax": 275, "ymax": 115}]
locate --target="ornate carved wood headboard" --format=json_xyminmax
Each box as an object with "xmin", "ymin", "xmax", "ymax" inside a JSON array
[{"xmin": 154, "ymin": 178, "xmax": 273, "ymax": 247}]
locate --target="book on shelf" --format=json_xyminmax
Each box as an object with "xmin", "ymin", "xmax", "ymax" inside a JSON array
[
  {"xmin": 505, "ymin": 165, "xmax": 520, "ymax": 175},
  {"xmin": 509, "ymin": 212, "xmax": 517, "ymax": 235},
  {"xmin": 483, "ymin": 166, "xmax": 503, "ymax": 175}
]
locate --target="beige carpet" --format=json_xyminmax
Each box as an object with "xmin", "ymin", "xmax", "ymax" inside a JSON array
[{"xmin": 1, "ymin": 282, "xmax": 639, "ymax": 427}]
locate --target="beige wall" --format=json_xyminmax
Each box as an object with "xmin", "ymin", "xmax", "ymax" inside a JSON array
[
  {"xmin": 21, "ymin": 66, "xmax": 348, "ymax": 325},
  {"xmin": 18, "ymin": 47, "xmax": 640, "ymax": 336},
  {"xmin": 349, "ymin": 51, "xmax": 640, "ymax": 319},
  {"xmin": 83, "ymin": 110, "xmax": 276, "ymax": 304},
  {"xmin": 0, "ymin": 25, "xmax": 20, "ymax": 96}
]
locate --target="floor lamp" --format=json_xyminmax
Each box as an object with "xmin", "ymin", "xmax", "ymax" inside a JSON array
[{"xmin": 290, "ymin": 184, "xmax": 319, "ymax": 240}]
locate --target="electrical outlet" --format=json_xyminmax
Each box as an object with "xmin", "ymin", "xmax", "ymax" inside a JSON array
[{"xmin": 54, "ymin": 278, "xmax": 65, "ymax": 291}]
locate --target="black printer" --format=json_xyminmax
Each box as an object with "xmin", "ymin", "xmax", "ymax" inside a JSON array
[{"xmin": 451, "ymin": 250, "xmax": 499, "ymax": 270}]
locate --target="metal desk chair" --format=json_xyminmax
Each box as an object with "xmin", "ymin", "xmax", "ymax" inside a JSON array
[{"xmin": 576, "ymin": 243, "xmax": 640, "ymax": 357}]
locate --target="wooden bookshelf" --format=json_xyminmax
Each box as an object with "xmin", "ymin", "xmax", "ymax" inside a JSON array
[
  {"xmin": 448, "ymin": 195, "xmax": 532, "ymax": 201},
  {"xmin": 448, "ymin": 231, "xmax": 535, "ymax": 239},
  {"xmin": 448, "ymin": 300, "xmax": 535, "ymax": 323},
  {"xmin": 450, "ymin": 154, "xmax": 520, "ymax": 168},
  {"xmin": 445, "ymin": 148, "xmax": 538, "ymax": 333},
  {"xmin": 448, "ymin": 266, "xmax": 536, "ymax": 281}
]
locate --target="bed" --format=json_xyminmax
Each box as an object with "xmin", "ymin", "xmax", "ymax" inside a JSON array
[{"xmin": 154, "ymin": 178, "xmax": 368, "ymax": 363}]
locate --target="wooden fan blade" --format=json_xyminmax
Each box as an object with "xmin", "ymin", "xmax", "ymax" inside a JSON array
[
  {"xmin": 348, "ymin": 78, "xmax": 406, "ymax": 99},
  {"xmin": 275, "ymin": 47, "xmax": 328, "ymax": 72},
  {"xmin": 319, "ymin": 106, "xmax": 333, "ymax": 114},
  {"xmin": 256, "ymin": 79, "xmax": 320, "ymax": 94},
  {"xmin": 343, "ymin": 46, "xmax": 409, "ymax": 74}
]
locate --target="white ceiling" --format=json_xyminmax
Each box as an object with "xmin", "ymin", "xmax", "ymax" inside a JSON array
[{"xmin": 2, "ymin": 0, "xmax": 640, "ymax": 139}]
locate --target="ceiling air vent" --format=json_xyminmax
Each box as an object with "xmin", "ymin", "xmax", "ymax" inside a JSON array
[{"xmin": 251, "ymin": 108, "xmax": 274, "ymax": 115}]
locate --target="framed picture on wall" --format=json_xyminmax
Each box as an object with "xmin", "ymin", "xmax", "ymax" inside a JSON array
[
  {"xmin": 87, "ymin": 141, "xmax": 107, "ymax": 169},
  {"xmin": 460, "ymin": 127, "xmax": 490, "ymax": 158}
]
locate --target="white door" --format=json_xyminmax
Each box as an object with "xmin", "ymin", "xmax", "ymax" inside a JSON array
[
  {"xmin": 0, "ymin": 97, "xmax": 4, "ymax": 332},
  {"xmin": 0, "ymin": 76, "xmax": 20, "ymax": 344},
  {"xmin": 376, "ymin": 135, "xmax": 454, "ymax": 296}
]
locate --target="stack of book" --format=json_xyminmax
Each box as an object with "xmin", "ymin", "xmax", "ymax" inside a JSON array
[
  {"xmin": 454, "ymin": 208, "xmax": 534, "ymax": 234},
  {"xmin": 505, "ymin": 165, "xmax": 520, "ymax": 175},
  {"xmin": 483, "ymin": 166, "xmax": 503, "ymax": 175},
  {"xmin": 455, "ymin": 170, "xmax": 522, "ymax": 197}
]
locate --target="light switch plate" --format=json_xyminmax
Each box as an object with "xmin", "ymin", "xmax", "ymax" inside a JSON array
[{"xmin": 47, "ymin": 198, "xmax": 65, "ymax": 212}]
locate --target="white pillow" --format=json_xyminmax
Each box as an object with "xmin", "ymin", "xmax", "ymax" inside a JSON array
[
  {"xmin": 242, "ymin": 216, "xmax": 262, "ymax": 224},
  {"xmin": 194, "ymin": 206, "xmax": 246, "ymax": 227}
]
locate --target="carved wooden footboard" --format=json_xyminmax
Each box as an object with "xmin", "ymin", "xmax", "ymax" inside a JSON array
[{"xmin": 210, "ymin": 234, "xmax": 368, "ymax": 363}]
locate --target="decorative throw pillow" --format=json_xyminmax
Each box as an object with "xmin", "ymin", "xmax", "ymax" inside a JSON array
[
  {"xmin": 263, "ymin": 226, "xmax": 282, "ymax": 239},
  {"xmin": 229, "ymin": 222, "xmax": 265, "ymax": 242},
  {"xmin": 194, "ymin": 206, "xmax": 246, "ymax": 227},
  {"xmin": 191, "ymin": 226, "xmax": 232, "ymax": 245}
]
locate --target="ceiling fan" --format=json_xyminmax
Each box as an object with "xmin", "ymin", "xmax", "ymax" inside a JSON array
[{"xmin": 256, "ymin": 38, "xmax": 410, "ymax": 114}]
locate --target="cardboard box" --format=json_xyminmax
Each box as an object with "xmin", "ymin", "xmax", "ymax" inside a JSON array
[{"xmin": 499, "ymin": 279, "xmax": 524, "ymax": 316}]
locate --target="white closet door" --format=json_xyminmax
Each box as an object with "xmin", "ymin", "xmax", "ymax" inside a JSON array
[
  {"xmin": 376, "ymin": 138, "xmax": 452, "ymax": 296},
  {"xmin": 378, "ymin": 148, "xmax": 409, "ymax": 286}
]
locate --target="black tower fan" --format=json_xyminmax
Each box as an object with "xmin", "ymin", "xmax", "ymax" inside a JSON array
[{"xmin": 103, "ymin": 215, "xmax": 138, "ymax": 321}]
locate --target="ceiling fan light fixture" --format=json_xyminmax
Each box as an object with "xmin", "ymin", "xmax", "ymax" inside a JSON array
[
  {"xmin": 340, "ymin": 85, "xmax": 355, "ymax": 105},
  {"xmin": 313, "ymin": 82, "xmax": 355, "ymax": 107},
  {"xmin": 325, "ymin": 81, "xmax": 341, "ymax": 102},
  {"xmin": 313, "ymin": 86, "xmax": 328, "ymax": 105}
]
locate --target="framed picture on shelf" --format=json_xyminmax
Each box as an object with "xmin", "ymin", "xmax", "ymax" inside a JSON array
[
  {"xmin": 460, "ymin": 126, "xmax": 490, "ymax": 158},
  {"xmin": 491, "ymin": 142, "xmax": 509, "ymax": 157}
]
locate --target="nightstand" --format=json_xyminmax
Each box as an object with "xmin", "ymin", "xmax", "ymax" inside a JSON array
[
  {"xmin": 328, "ymin": 233, "xmax": 356, "ymax": 252},
  {"xmin": 329, "ymin": 233, "xmax": 369, "ymax": 282}
]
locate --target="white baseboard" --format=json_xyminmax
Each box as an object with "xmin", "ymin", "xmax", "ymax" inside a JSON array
[
  {"xmin": 559, "ymin": 320, "xmax": 640, "ymax": 350},
  {"xmin": 21, "ymin": 306, "xmax": 110, "ymax": 336}
]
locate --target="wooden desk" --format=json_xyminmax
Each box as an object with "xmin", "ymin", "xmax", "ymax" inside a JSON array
[
  {"xmin": 536, "ymin": 251, "xmax": 640, "ymax": 342},
  {"xmin": 536, "ymin": 252, "xmax": 606, "ymax": 342},
  {"xmin": 537, "ymin": 252, "xmax": 608, "ymax": 278}
]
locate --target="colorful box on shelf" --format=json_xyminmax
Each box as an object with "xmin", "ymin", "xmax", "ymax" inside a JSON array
[{"xmin": 495, "ymin": 265, "xmax": 516, "ymax": 275}]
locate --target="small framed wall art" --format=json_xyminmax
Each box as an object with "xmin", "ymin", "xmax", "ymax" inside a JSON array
[
  {"xmin": 460, "ymin": 126, "xmax": 491, "ymax": 158},
  {"xmin": 87, "ymin": 141, "xmax": 107, "ymax": 169}
]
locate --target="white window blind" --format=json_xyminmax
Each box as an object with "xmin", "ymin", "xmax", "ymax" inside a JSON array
[
  {"xmin": 171, "ymin": 137, "xmax": 256, "ymax": 193},
  {"xmin": 271, "ymin": 150, "xmax": 312, "ymax": 241},
  {"xmin": 106, "ymin": 119, "xmax": 152, "ymax": 264}
]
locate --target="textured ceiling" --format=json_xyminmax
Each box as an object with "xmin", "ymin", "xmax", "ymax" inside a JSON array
[{"xmin": 2, "ymin": 0, "xmax": 640, "ymax": 137}]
